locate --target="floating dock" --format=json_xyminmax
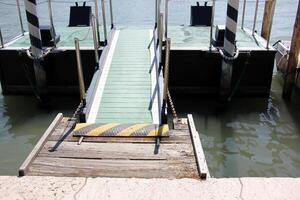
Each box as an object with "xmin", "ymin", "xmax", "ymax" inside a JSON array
[{"xmin": 0, "ymin": 26, "xmax": 275, "ymax": 97}]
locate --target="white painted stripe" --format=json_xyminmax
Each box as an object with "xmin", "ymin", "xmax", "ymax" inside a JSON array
[
  {"xmin": 31, "ymin": 46, "xmax": 43, "ymax": 56},
  {"xmin": 226, "ymin": 16, "xmax": 238, "ymax": 34},
  {"xmin": 28, "ymin": 23, "xmax": 41, "ymax": 40},
  {"xmin": 87, "ymin": 30, "xmax": 120, "ymax": 123},
  {"xmin": 229, "ymin": 0, "xmax": 239, "ymax": 10},
  {"xmin": 224, "ymin": 39, "xmax": 236, "ymax": 55},
  {"xmin": 25, "ymin": 1, "xmax": 38, "ymax": 17},
  {"xmin": 149, "ymin": 30, "xmax": 159, "ymax": 125}
]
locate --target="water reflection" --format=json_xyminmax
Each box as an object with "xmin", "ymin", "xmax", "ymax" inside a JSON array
[
  {"xmin": 0, "ymin": 89, "xmax": 78, "ymax": 175},
  {"xmin": 172, "ymin": 74, "xmax": 300, "ymax": 177}
]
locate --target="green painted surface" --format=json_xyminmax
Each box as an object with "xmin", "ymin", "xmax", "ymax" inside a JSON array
[
  {"xmin": 7, "ymin": 25, "xmax": 266, "ymax": 50},
  {"xmin": 96, "ymin": 29, "xmax": 153, "ymax": 124},
  {"xmin": 8, "ymin": 26, "xmax": 105, "ymax": 48},
  {"xmin": 168, "ymin": 25, "xmax": 266, "ymax": 49}
]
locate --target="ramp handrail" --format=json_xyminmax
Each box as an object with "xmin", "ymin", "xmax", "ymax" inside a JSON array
[{"xmin": 149, "ymin": 13, "xmax": 167, "ymax": 125}]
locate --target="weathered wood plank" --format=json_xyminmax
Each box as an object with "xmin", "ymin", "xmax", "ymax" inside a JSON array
[
  {"xmin": 39, "ymin": 141, "xmax": 194, "ymax": 160},
  {"xmin": 19, "ymin": 113, "xmax": 63, "ymax": 176},
  {"xmin": 48, "ymin": 130, "xmax": 190, "ymax": 144},
  {"xmin": 187, "ymin": 114, "xmax": 210, "ymax": 179},
  {"xmin": 28, "ymin": 157, "xmax": 199, "ymax": 179},
  {"xmin": 173, "ymin": 118, "xmax": 189, "ymax": 130}
]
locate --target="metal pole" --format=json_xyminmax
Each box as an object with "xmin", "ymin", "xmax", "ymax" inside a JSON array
[
  {"xmin": 155, "ymin": 0, "xmax": 158, "ymax": 27},
  {"xmin": 16, "ymin": 0, "xmax": 25, "ymax": 35},
  {"xmin": 164, "ymin": 0, "xmax": 168, "ymax": 39},
  {"xmin": 163, "ymin": 38, "xmax": 170, "ymax": 102},
  {"xmin": 101, "ymin": 0, "xmax": 108, "ymax": 44},
  {"xmin": 91, "ymin": 15, "xmax": 99, "ymax": 66},
  {"xmin": 109, "ymin": 0, "xmax": 114, "ymax": 29},
  {"xmin": 252, "ymin": 0, "xmax": 259, "ymax": 35},
  {"xmin": 209, "ymin": 0, "xmax": 215, "ymax": 51},
  {"xmin": 159, "ymin": 14, "xmax": 163, "ymax": 65},
  {"xmin": 162, "ymin": 38, "xmax": 171, "ymax": 124},
  {"xmin": 220, "ymin": 0, "xmax": 240, "ymax": 99},
  {"xmin": 47, "ymin": 0, "xmax": 56, "ymax": 46},
  {"xmin": 75, "ymin": 38, "xmax": 86, "ymax": 101},
  {"xmin": 94, "ymin": 0, "xmax": 101, "ymax": 46},
  {"xmin": 0, "ymin": 29, "xmax": 4, "ymax": 48},
  {"xmin": 266, "ymin": 0, "xmax": 276, "ymax": 49},
  {"xmin": 241, "ymin": 0, "xmax": 247, "ymax": 29}
]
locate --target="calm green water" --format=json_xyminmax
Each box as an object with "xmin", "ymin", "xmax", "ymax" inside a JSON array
[
  {"xmin": 0, "ymin": 0, "xmax": 300, "ymax": 176},
  {"xmin": 174, "ymin": 74, "xmax": 300, "ymax": 177}
]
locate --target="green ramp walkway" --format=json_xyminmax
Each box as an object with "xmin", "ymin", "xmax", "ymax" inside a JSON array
[{"xmin": 86, "ymin": 28, "xmax": 157, "ymax": 124}]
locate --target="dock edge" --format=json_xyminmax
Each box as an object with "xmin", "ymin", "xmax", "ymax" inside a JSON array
[{"xmin": 18, "ymin": 113, "xmax": 63, "ymax": 176}]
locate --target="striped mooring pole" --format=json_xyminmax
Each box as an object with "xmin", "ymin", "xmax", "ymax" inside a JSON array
[
  {"xmin": 220, "ymin": 0, "xmax": 239, "ymax": 99},
  {"xmin": 24, "ymin": 0, "xmax": 47, "ymax": 100}
]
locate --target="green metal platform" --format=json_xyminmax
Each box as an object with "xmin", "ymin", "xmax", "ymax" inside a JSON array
[
  {"xmin": 87, "ymin": 29, "xmax": 153, "ymax": 124},
  {"xmin": 4, "ymin": 26, "xmax": 268, "ymax": 50},
  {"xmin": 6, "ymin": 26, "xmax": 104, "ymax": 48}
]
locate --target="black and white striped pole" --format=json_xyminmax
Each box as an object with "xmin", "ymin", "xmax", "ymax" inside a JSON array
[
  {"xmin": 220, "ymin": 0, "xmax": 239, "ymax": 99},
  {"xmin": 24, "ymin": 0, "xmax": 47, "ymax": 101}
]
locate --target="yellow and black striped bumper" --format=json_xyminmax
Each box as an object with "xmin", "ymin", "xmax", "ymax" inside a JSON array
[{"xmin": 73, "ymin": 123, "xmax": 169, "ymax": 137}]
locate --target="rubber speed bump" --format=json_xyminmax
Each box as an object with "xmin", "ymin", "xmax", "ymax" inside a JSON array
[{"xmin": 73, "ymin": 123, "xmax": 169, "ymax": 137}]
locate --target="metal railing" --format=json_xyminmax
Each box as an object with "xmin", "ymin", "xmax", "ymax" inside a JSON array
[
  {"xmin": 91, "ymin": 15, "xmax": 100, "ymax": 66},
  {"xmin": 241, "ymin": 0, "xmax": 247, "ymax": 29},
  {"xmin": 94, "ymin": 0, "xmax": 101, "ymax": 46},
  {"xmin": 109, "ymin": 0, "xmax": 114, "ymax": 29},
  {"xmin": 16, "ymin": 0, "xmax": 25, "ymax": 35},
  {"xmin": 252, "ymin": 0, "xmax": 259, "ymax": 35},
  {"xmin": 209, "ymin": 0, "xmax": 216, "ymax": 50},
  {"xmin": 101, "ymin": 0, "xmax": 108, "ymax": 44},
  {"xmin": 149, "ymin": 13, "xmax": 166, "ymax": 124},
  {"xmin": 240, "ymin": 0, "xmax": 276, "ymax": 49},
  {"xmin": 0, "ymin": 28, "xmax": 4, "ymax": 48},
  {"xmin": 74, "ymin": 38, "xmax": 86, "ymax": 101}
]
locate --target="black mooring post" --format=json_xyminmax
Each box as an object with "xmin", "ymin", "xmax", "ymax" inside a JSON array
[{"xmin": 24, "ymin": 0, "xmax": 47, "ymax": 103}]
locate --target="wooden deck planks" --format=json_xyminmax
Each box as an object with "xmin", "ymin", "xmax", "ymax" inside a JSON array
[
  {"xmin": 28, "ymin": 157, "xmax": 198, "ymax": 178},
  {"xmin": 23, "ymin": 117, "xmax": 201, "ymax": 179}
]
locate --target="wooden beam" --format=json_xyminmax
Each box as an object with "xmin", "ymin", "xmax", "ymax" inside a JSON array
[
  {"xmin": 187, "ymin": 114, "xmax": 210, "ymax": 179},
  {"xmin": 18, "ymin": 113, "xmax": 63, "ymax": 176},
  {"xmin": 261, "ymin": 0, "xmax": 276, "ymax": 42},
  {"xmin": 282, "ymin": 1, "xmax": 300, "ymax": 99}
]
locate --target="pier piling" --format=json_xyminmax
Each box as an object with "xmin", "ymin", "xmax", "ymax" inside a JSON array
[
  {"xmin": 282, "ymin": 1, "xmax": 300, "ymax": 99},
  {"xmin": 24, "ymin": 0, "xmax": 47, "ymax": 100},
  {"xmin": 261, "ymin": 0, "xmax": 276, "ymax": 49},
  {"xmin": 220, "ymin": 0, "xmax": 239, "ymax": 99}
]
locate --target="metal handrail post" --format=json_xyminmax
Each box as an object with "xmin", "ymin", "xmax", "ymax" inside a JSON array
[
  {"xmin": 0, "ymin": 29, "xmax": 4, "ymax": 48},
  {"xmin": 91, "ymin": 15, "xmax": 99, "ymax": 66},
  {"xmin": 47, "ymin": 0, "xmax": 56, "ymax": 46},
  {"xmin": 16, "ymin": 0, "xmax": 25, "ymax": 35},
  {"xmin": 74, "ymin": 38, "xmax": 86, "ymax": 101},
  {"xmin": 266, "ymin": 0, "xmax": 276, "ymax": 49},
  {"xmin": 163, "ymin": 38, "xmax": 170, "ymax": 104},
  {"xmin": 101, "ymin": 0, "xmax": 108, "ymax": 44},
  {"xmin": 209, "ymin": 0, "xmax": 215, "ymax": 51},
  {"xmin": 252, "ymin": 0, "xmax": 259, "ymax": 35},
  {"xmin": 241, "ymin": 0, "xmax": 247, "ymax": 29},
  {"xmin": 159, "ymin": 14, "xmax": 164, "ymax": 65},
  {"xmin": 164, "ymin": 0, "xmax": 168, "ymax": 39},
  {"xmin": 109, "ymin": 0, "xmax": 114, "ymax": 29},
  {"xmin": 94, "ymin": 0, "xmax": 101, "ymax": 46},
  {"xmin": 155, "ymin": 0, "xmax": 158, "ymax": 27}
]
